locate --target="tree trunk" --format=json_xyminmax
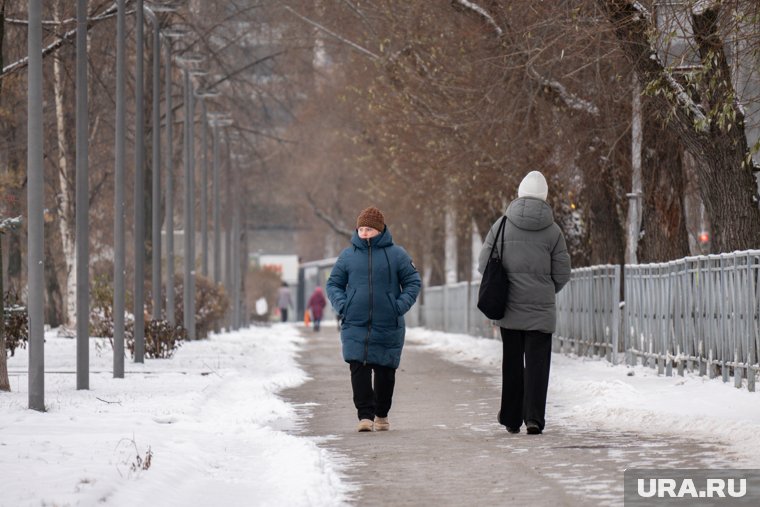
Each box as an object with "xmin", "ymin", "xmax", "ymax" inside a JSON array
[
  {"xmin": 6, "ymin": 230, "xmax": 21, "ymax": 291},
  {"xmin": 44, "ymin": 223, "xmax": 64, "ymax": 328},
  {"xmin": 637, "ymin": 101, "xmax": 690, "ymax": 262},
  {"xmin": 690, "ymin": 5, "xmax": 760, "ymax": 252},
  {"xmin": 0, "ymin": 1, "xmax": 7, "ymax": 391},
  {"xmin": 0, "ymin": 0, "xmax": 22, "ymax": 294},
  {"xmin": 0, "ymin": 232, "xmax": 9, "ymax": 392},
  {"xmin": 52, "ymin": 1, "xmax": 77, "ymax": 326},
  {"xmin": 579, "ymin": 136, "xmax": 626, "ymax": 265},
  {"xmin": 598, "ymin": 0, "xmax": 760, "ymax": 252}
]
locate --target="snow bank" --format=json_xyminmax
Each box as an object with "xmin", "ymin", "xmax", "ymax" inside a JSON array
[{"xmin": 0, "ymin": 325, "xmax": 350, "ymax": 506}]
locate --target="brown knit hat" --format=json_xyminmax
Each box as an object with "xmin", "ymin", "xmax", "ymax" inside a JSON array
[{"xmin": 356, "ymin": 206, "xmax": 385, "ymax": 232}]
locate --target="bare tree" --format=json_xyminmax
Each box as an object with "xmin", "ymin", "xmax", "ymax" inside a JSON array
[{"xmin": 598, "ymin": 0, "xmax": 760, "ymax": 252}]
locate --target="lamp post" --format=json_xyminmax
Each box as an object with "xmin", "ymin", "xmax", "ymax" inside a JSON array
[
  {"xmin": 133, "ymin": 0, "xmax": 145, "ymax": 362},
  {"xmin": 176, "ymin": 55, "xmax": 204, "ymax": 339},
  {"xmin": 27, "ymin": 0, "xmax": 45, "ymax": 410},
  {"xmin": 161, "ymin": 28, "xmax": 187, "ymax": 326},
  {"xmin": 114, "ymin": 0, "xmax": 127, "ymax": 379},
  {"xmin": 223, "ymin": 129, "xmax": 234, "ymax": 325},
  {"xmin": 143, "ymin": 5, "xmax": 182, "ymax": 325},
  {"xmin": 195, "ymin": 89, "xmax": 220, "ymax": 279},
  {"xmin": 208, "ymin": 114, "xmax": 233, "ymax": 286},
  {"xmin": 150, "ymin": 10, "xmax": 162, "ymax": 323},
  {"xmin": 75, "ymin": 0, "xmax": 89, "ymax": 389},
  {"xmin": 225, "ymin": 133, "xmax": 243, "ymax": 330}
]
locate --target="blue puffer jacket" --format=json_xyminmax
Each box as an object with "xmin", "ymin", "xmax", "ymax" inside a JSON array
[{"xmin": 326, "ymin": 227, "xmax": 421, "ymax": 369}]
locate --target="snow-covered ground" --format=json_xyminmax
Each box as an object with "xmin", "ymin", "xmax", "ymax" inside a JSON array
[
  {"xmin": 0, "ymin": 325, "xmax": 351, "ymax": 507},
  {"xmin": 3, "ymin": 323, "xmax": 759, "ymax": 506},
  {"xmin": 406, "ymin": 327, "xmax": 760, "ymax": 467}
]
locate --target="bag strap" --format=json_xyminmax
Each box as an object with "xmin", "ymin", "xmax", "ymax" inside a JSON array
[{"xmin": 488, "ymin": 216, "xmax": 507, "ymax": 261}]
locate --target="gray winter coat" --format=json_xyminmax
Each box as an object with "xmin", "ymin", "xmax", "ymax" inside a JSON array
[{"xmin": 477, "ymin": 197, "xmax": 571, "ymax": 333}]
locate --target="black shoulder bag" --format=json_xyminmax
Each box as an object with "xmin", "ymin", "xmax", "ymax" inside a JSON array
[{"xmin": 477, "ymin": 216, "xmax": 509, "ymax": 320}]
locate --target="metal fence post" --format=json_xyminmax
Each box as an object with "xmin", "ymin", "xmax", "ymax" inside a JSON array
[{"xmin": 612, "ymin": 265, "xmax": 621, "ymax": 365}]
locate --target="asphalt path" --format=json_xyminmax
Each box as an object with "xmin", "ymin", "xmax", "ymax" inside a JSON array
[{"xmin": 282, "ymin": 326, "xmax": 734, "ymax": 506}]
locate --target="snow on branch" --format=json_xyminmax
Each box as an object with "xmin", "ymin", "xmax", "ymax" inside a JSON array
[
  {"xmin": 631, "ymin": 1, "xmax": 651, "ymax": 19},
  {"xmin": 452, "ymin": 0, "xmax": 503, "ymax": 37},
  {"xmin": 0, "ymin": 216, "xmax": 23, "ymax": 231},
  {"xmin": 605, "ymin": 0, "xmax": 708, "ymax": 132},
  {"xmin": 528, "ymin": 67, "xmax": 600, "ymax": 116},
  {"xmin": 662, "ymin": 71, "xmax": 709, "ymax": 131},
  {"xmin": 453, "ymin": 0, "xmax": 599, "ymax": 117}
]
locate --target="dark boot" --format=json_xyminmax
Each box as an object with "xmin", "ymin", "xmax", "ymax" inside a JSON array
[
  {"xmin": 526, "ymin": 420, "xmax": 542, "ymax": 435},
  {"xmin": 498, "ymin": 410, "xmax": 520, "ymax": 433}
]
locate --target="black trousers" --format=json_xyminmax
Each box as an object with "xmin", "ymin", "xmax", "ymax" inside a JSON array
[
  {"xmin": 280, "ymin": 308, "xmax": 288, "ymax": 322},
  {"xmin": 349, "ymin": 362, "xmax": 396, "ymax": 420},
  {"xmin": 499, "ymin": 328, "xmax": 553, "ymax": 430}
]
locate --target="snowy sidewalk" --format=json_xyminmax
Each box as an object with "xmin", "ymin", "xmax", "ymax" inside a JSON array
[{"xmin": 284, "ymin": 326, "xmax": 759, "ymax": 506}]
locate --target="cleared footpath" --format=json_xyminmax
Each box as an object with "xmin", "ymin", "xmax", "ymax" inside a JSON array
[{"xmin": 282, "ymin": 327, "xmax": 733, "ymax": 506}]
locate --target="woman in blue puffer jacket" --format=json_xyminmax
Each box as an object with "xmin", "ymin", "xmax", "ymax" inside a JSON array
[{"xmin": 327, "ymin": 206, "xmax": 421, "ymax": 433}]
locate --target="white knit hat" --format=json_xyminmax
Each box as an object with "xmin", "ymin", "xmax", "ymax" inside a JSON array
[{"xmin": 517, "ymin": 171, "xmax": 548, "ymax": 201}]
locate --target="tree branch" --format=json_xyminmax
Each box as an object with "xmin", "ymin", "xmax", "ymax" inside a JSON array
[
  {"xmin": 452, "ymin": 0, "xmax": 599, "ymax": 116},
  {"xmin": 282, "ymin": 5, "xmax": 380, "ymax": 61},
  {"xmin": 596, "ymin": 0, "xmax": 708, "ymax": 132},
  {"xmin": 0, "ymin": 2, "xmax": 122, "ymax": 81},
  {"xmin": 305, "ymin": 192, "xmax": 352, "ymax": 239}
]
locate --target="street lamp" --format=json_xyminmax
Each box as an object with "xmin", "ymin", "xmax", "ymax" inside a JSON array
[
  {"xmin": 27, "ymin": 0, "xmax": 45, "ymax": 410},
  {"xmin": 176, "ymin": 54, "xmax": 204, "ymax": 340},
  {"xmin": 226, "ymin": 138, "xmax": 245, "ymax": 330},
  {"xmin": 195, "ymin": 89, "xmax": 221, "ymax": 279},
  {"xmin": 113, "ymin": 0, "xmax": 127, "ymax": 379},
  {"xmin": 133, "ymin": 0, "xmax": 146, "ymax": 363},
  {"xmin": 161, "ymin": 27, "xmax": 188, "ymax": 327},
  {"xmin": 208, "ymin": 113, "xmax": 233, "ymax": 286},
  {"xmin": 142, "ymin": 5, "xmax": 182, "ymax": 327},
  {"xmin": 75, "ymin": 0, "xmax": 89, "ymax": 390}
]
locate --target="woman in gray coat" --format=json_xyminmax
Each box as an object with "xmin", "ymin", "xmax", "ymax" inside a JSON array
[{"xmin": 478, "ymin": 171, "xmax": 571, "ymax": 435}]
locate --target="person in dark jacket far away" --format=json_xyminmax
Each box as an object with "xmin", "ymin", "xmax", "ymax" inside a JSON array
[
  {"xmin": 478, "ymin": 171, "xmax": 571, "ymax": 435},
  {"xmin": 307, "ymin": 287, "xmax": 327, "ymax": 332},
  {"xmin": 327, "ymin": 207, "xmax": 422, "ymax": 432}
]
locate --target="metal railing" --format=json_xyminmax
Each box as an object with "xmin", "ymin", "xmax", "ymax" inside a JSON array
[
  {"xmin": 555, "ymin": 265, "xmax": 621, "ymax": 362},
  {"xmin": 416, "ymin": 250, "xmax": 760, "ymax": 391},
  {"xmin": 415, "ymin": 282, "xmax": 498, "ymax": 339},
  {"xmin": 619, "ymin": 251, "xmax": 760, "ymax": 390}
]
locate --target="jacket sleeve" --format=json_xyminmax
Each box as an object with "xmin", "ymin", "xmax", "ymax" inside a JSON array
[
  {"xmin": 326, "ymin": 254, "xmax": 348, "ymax": 316},
  {"xmin": 395, "ymin": 248, "xmax": 421, "ymax": 315},
  {"xmin": 477, "ymin": 219, "xmax": 499, "ymax": 275},
  {"xmin": 551, "ymin": 230, "xmax": 572, "ymax": 293}
]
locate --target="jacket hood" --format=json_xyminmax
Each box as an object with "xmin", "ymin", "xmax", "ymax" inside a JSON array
[
  {"xmin": 350, "ymin": 226, "xmax": 394, "ymax": 250},
  {"xmin": 506, "ymin": 197, "xmax": 554, "ymax": 231}
]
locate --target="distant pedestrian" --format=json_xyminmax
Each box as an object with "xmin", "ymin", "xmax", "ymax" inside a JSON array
[
  {"xmin": 307, "ymin": 287, "xmax": 327, "ymax": 332},
  {"xmin": 277, "ymin": 282, "xmax": 293, "ymax": 323},
  {"xmin": 327, "ymin": 207, "xmax": 421, "ymax": 432},
  {"xmin": 478, "ymin": 171, "xmax": 571, "ymax": 435}
]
